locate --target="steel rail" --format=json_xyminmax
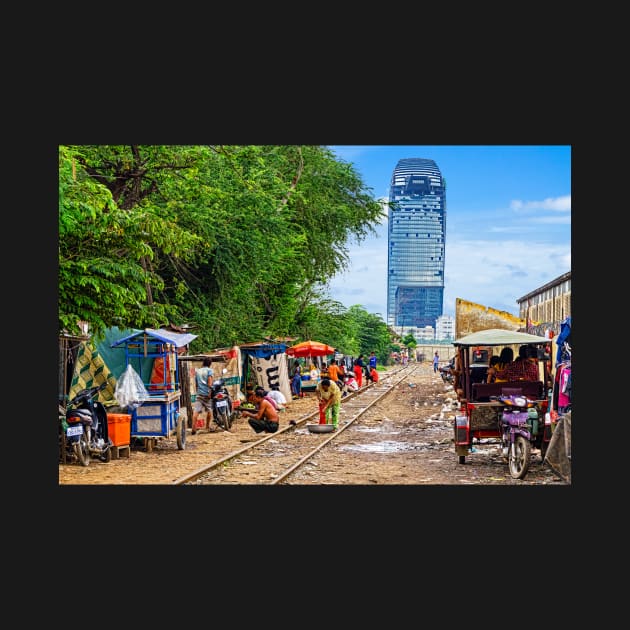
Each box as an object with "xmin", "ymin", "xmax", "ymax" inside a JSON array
[
  {"xmin": 270, "ymin": 366, "xmax": 417, "ymax": 484},
  {"xmin": 172, "ymin": 365, "xmax": 416, "ymax": 485}
]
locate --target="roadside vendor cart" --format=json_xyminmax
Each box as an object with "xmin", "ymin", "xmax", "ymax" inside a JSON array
[{"xmin": 111, "ymin": 328, "xmax": 197, "ymax": 452}]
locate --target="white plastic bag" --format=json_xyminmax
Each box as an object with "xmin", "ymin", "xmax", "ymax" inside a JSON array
[{"xmin": 115, "ymin": 364, "xmax": 150, "ymax": 410}]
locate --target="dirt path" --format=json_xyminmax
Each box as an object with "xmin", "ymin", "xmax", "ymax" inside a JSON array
[
  {"xmin": 59, "ymin": 392, "xmax": 320, "ymax": 485},
  {"xmin": 58, "ymin": 364, "xmax": 568, "ymax": 485}
]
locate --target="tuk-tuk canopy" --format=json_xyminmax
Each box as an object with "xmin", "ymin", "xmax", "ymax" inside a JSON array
[{"xmin": 453, "ymin": 329, "xmax": 548, "ymax": 347}]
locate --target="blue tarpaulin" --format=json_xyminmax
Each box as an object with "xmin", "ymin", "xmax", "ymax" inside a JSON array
[
  {"xmin": 239, "ymin": 343, "xmax": 287, "ymax": 358},
  {"xmin": 555, "ymin": 317, "xmax": 571, "ymax": 364}
]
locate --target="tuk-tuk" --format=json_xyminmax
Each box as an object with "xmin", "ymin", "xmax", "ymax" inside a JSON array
[{"xmin": 452, "ymin": 329, "xmax": 552, "ymax": 470}]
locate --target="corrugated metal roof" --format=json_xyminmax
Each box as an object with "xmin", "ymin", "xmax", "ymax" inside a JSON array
[{"xmin": 516, "ymin": 271, "xmax": 571, "ymax": 303}]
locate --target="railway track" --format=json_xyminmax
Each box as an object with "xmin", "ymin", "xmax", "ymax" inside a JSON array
[{"xmin": 174, "ymin": 364, "xmax": 418, "ymax": 485}]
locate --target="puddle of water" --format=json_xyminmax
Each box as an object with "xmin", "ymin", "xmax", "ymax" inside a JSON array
[
  {"xmin": 353, "ymin": 426, "xmax": 381, "ymax": 432},
  {"xmin": 353, "ymin": 425, "xmax": 400, "ymax": 435},
  {"xmin": 339, "ymin": 440, "xmax": 418, "ymax": 453}
]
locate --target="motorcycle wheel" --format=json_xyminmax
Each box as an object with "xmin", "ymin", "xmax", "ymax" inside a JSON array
[
  {"xmin": 508, "ymin": 435, "xmax": 531, "ymax": 479},
  {"xmin": 98, "ymin": 440, "xmax": 112, "ymax": 462},
  {"xmin": 74, "ymin": 433, "xmax": 91, "ymax": 467},
  {"xmin": 216, "ymin": 407, "xmax": 231, "ymax": 431},
  {"xmin": 176, "ymin": 416, "xmax": 186, "ymax": 450}
]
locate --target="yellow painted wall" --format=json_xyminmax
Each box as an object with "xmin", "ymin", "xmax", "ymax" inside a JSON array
[{"xmin": 455, "ymin": 298, "xmax": 525, "ymax": 339}]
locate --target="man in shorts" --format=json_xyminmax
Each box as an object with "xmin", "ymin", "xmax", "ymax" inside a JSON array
[{"xmin": 192, "ymin": 357, "xmax": 214, "ymax": 434}]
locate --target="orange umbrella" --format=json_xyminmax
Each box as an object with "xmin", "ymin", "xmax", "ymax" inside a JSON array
[{"xmin": 286, "ymin": 340, "xmax": 336, "ymax": 358}]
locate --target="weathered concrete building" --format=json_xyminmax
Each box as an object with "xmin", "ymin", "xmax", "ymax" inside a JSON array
[{"xmin": 453, "ymin": 271, "xmax": 571, "ymax": 340}]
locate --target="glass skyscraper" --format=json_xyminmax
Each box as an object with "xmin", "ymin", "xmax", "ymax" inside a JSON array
[{"xmin": 386, "ymin": 158, "xmax": 446, "ymax": 331}]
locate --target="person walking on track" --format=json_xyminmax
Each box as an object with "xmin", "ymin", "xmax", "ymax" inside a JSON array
[{"xmin": 353, "ymin": 354, "xmax": 365, "ymax": 388}]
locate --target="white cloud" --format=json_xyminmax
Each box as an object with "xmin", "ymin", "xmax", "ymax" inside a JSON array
[
  {"xmin": 327, "ymin": 236, "xmax": 388, "ymax": 315},
  {"xmin": 328, "ymin": 234, "xmax": 571, "ymax": 320},
  {"xmin": 443, "ymin": 238, "xmax": 570, "ymax": 316},
  {"xmin": 510, "ymin": 195, "xmax": 571, "ymax": 212}
]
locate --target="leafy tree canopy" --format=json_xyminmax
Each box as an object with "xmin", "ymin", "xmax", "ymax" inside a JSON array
[
  {"xmin": 59, "ymin": 145, "xmax": 393, "ymax": 358},
  {"xmin": 402, "ymin": 333, "xmax": 418, "ymax": 349}
]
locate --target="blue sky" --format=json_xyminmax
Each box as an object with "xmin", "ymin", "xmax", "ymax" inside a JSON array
[{"xmin": 325, "ymin": 145, "xmax": 571, "ymax": 319}]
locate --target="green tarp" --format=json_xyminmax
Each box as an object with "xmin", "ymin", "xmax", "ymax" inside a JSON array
[{"xmin": 95, "ymin": 326, "xmax": 144, "ymax": 380}]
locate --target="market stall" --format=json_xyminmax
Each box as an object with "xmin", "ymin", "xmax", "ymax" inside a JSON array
[
  {"xmin": 240, "ymin": 342, "xmax": 292, "ymax": 402},
  {"xmin": 286, "ymin": 340, "xmax": 336, "ymax": 393},
  {"xmin": 111, "ymin": 328, "xmax": 197, "ymax": 451},
  {"xmin": 178, "ymin": 346, "xmax": 244, "ymax": 427}
]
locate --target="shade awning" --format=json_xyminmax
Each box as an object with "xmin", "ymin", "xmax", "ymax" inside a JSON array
[
  {"xmin": 453, "ymin": 328, "xmax": 548, "ymax": 347},
  {"xmin": 111, "ymin": 328, "xmax": 197, "ymax": 348}
]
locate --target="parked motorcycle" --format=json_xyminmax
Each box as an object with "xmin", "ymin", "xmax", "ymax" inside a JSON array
[
  {"xmin": 61, "ymin": 382, "xmax": 113, "ymax": 466},
  {"xmin": 439, "ymin": 357, "xmax": 455, "ymax": 384},
  {"xmin": 498, "ymin": 394, "xmax": 540, "ymax": 479},
  {"xmin": 210, "ymin": 369, "xmax": 234, "ymax": 430}
]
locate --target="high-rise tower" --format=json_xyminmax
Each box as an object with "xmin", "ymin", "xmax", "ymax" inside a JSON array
[{"xmin": 386, "ymin": 158, "xmax": 446, "ymax": 332}]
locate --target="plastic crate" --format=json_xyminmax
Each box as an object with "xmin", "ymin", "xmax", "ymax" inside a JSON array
[{"xmin": 107, "ymin": 413, "xmax": 131, "ymax": 446}]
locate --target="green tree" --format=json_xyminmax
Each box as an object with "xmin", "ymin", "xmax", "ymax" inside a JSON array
[
  {"xmin": 59, "ymin": 145, "xmax": 386, "ymax": 353},
  {"xmin": 402, "ymin": 333, "xmax": 417, "ymax": 348},
  {"xmin": 59, "ymin": 146, "xmax": 197, "ymax": 336},
  {"xmin": 342, "ymin": 306, "xmax": 391, "ymax": 364}
]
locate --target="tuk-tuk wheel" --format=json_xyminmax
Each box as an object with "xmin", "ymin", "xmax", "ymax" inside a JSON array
[{"xmin": 458, "ymin": 455, "xmax": 466, "ymax": 464}]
